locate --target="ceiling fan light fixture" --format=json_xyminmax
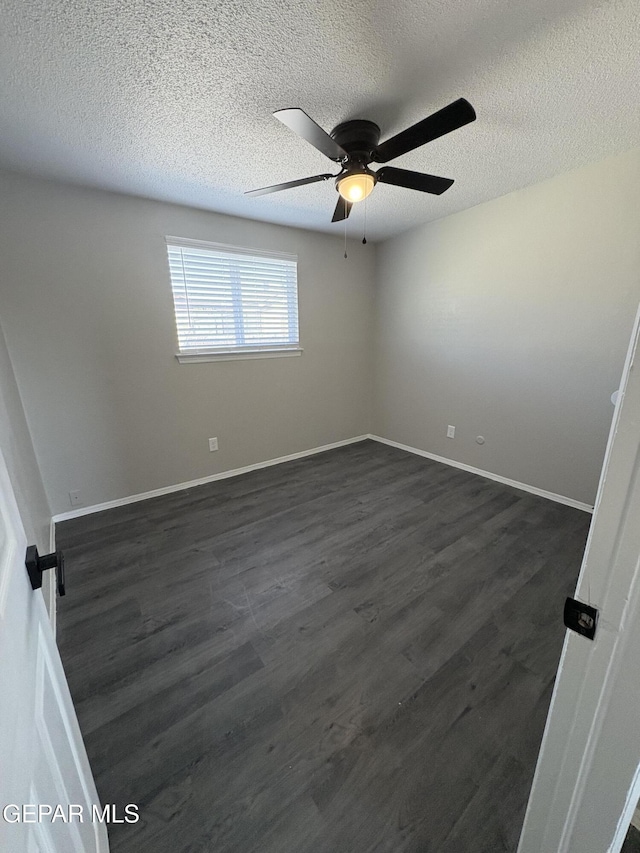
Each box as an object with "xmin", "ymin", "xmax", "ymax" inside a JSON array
[{"xmin": 337, "ymin": 171, "xmax": 375, "ymax": 203}]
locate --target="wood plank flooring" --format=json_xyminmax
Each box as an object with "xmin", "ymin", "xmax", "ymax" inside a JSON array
[
  {"xmin": 56, "ymin": 440, "xmax": 591, "ymax": 853},
  {"xmin": 623, "ymin": 826, "xmax": 640, "ymax": 853}
]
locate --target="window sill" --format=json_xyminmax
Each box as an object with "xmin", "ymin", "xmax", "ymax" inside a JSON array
[{"xmin": 176, "ymin": 348, "xmax": 303, "ymax": 363}]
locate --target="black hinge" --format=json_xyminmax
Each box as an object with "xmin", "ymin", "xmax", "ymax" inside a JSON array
[
  {"xmin": 564, "ymin": 596, "xmax": 598, "ymax": 640},
  {"xmin": 25, "ymin": 546, "xmax": 66, "ymax": 596}
]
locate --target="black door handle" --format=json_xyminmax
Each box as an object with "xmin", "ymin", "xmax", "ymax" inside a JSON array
[{"xmin": 25, "ymin": 546, "xmax": 66, "ymax": 596}]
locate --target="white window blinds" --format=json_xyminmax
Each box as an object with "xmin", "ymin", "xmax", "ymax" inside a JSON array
[{"xmin": 166, "ymin": 237, "xmax": 299, "ymax": 357}]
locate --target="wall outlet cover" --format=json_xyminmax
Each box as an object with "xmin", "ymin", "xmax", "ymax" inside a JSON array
[
  {"xmin": 447, "ymin": 425, "xmax": 455, "ymax": 438},
  {"xmin": 209, "ymin": 437, "xmax": 219, "ymax": 452}
]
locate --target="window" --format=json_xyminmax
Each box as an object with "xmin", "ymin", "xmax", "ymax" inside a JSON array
[{"xmin": 166, "ymin": 237, "xmax": 301, "ymax": 362}]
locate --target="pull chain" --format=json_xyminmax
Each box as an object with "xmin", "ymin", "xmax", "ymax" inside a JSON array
[
  {"xmin": 362, "ymin": 195, "xmax": 368, "ymax": 245},
  {"xmin": 344, "ymin": 217, "xmax": 348, "ymax": 259}
]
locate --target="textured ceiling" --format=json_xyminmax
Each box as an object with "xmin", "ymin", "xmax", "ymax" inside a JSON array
[{"xmin": 0, "ymin": 0, "xmax": 638, "ymax": 241}]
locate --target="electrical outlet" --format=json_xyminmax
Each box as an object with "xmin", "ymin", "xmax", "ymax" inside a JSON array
[
  {"xmin": 446, "ymin": 425, "xmax": 455, "ymax": 439},
  {"xmin": 208, "ymin": 437, "xmax": 219, "ymax": 452},
  {"xmin": 69, "ymin": 490, "xmax": 82, "ymax": 507}
]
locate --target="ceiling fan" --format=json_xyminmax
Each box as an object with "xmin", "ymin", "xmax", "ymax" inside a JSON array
[{"xmin": 246, "ymin": 98, "xmax": 476, "ymax": 222}]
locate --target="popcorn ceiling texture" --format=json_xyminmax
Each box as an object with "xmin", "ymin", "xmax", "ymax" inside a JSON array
[{"xmin": 0, "ymin": 0, "xmax": 638, "ymax": 240}]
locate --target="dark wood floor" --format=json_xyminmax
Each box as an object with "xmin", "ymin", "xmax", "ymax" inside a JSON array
[
  {"xmin": 623, "ymin": 825, "xmax": 640, "ymax": 852},
  {"xmin": 56, "ymin": 440, "xmax": 590, "ymax": 853}
]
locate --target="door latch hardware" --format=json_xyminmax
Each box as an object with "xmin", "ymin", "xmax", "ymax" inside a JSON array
[
  {"xmin": 564, "ymin": 596, "xmax": 597, "ymax": 640},
  {"xmin": 25, "ymin": 546, "xmax": 66, "ymax": 596}
]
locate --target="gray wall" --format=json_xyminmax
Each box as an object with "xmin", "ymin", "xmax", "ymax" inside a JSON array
[
  {"xmin": 373, "ymin": 146, "xmax": 640, "ymax": 506},
  {"xmin": 0, "ymin": 171, "xmax": 374, "ymax": 515},
  {"xmin": 0, "ymin": 319, "xmax": 50, "ymax": 550},
  {"xmin": 1, "ymin": 146, "xmax": 638, "ymax": 517}
]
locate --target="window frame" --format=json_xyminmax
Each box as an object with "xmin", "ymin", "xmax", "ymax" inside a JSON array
[{"xmin": 165, "ymin": 236, "xmax": 303, "ymax": 363}]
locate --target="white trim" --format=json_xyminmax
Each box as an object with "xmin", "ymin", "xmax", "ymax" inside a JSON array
[
  {"xmin": 367, "ymin": 434, "xmax": 594, "ymax": 513},
  {"xmin": 52, "ymin": 432, "xmax": 594, "ymax": 524},
  {"xmin": 165, "ymin": 235, "xmax": 297, "ymax": 263},
  {"xmin": 612, "ymin": 769, "xmax": 640, "ymax": 850},
  {"xmin": 176, "ymin": 347, "xmax": 303, "ymax": 363},
  {"xmin": 52, "ymin": 435, "xmax": 370, "ymax": 522}
]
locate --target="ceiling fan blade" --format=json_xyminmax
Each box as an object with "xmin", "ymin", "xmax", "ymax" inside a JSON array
[
  {"xmin": 373, "ymin": 98, "xmax": 476, "ymax": 163},
  {"xmin": 274, "ymin": 108, "xmax": 348, "ymax": 162},
  {"xmin": 245, "ymin": 173, "xmax": 334, "ymax": 197},
  {"xmin": 331, "ymin": 196, "xmax": 352, "ymax": 222},
  {"xmin": 376, "ymin": 166, "xmax": 454, "ymax": 195}
]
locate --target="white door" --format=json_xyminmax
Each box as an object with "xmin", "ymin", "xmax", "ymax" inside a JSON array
[
  {"xmin": 0, "ymin": 444, "xmax": 108, "ymax": 852},
  {"xmin": 518, "ymin": 303, "xmax": 640, "ymax": 853}
]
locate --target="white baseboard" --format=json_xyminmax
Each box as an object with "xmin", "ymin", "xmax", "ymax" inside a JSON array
[
  {"xmin": 367, "ymin": 434, "xmax": 594, "ymax": 513},
  {"xmin": 50, "ymin": 431, "xmax": 593, "ymax": 528},
  {"xmin": 51, "ymin": 435, "xmax": 370, "ymax": 523}
]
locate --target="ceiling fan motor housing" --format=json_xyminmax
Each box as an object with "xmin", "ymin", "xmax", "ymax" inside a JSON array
[{"xmin": 330, "ymin": 119, "xmax": 381, "ymax": 165}]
